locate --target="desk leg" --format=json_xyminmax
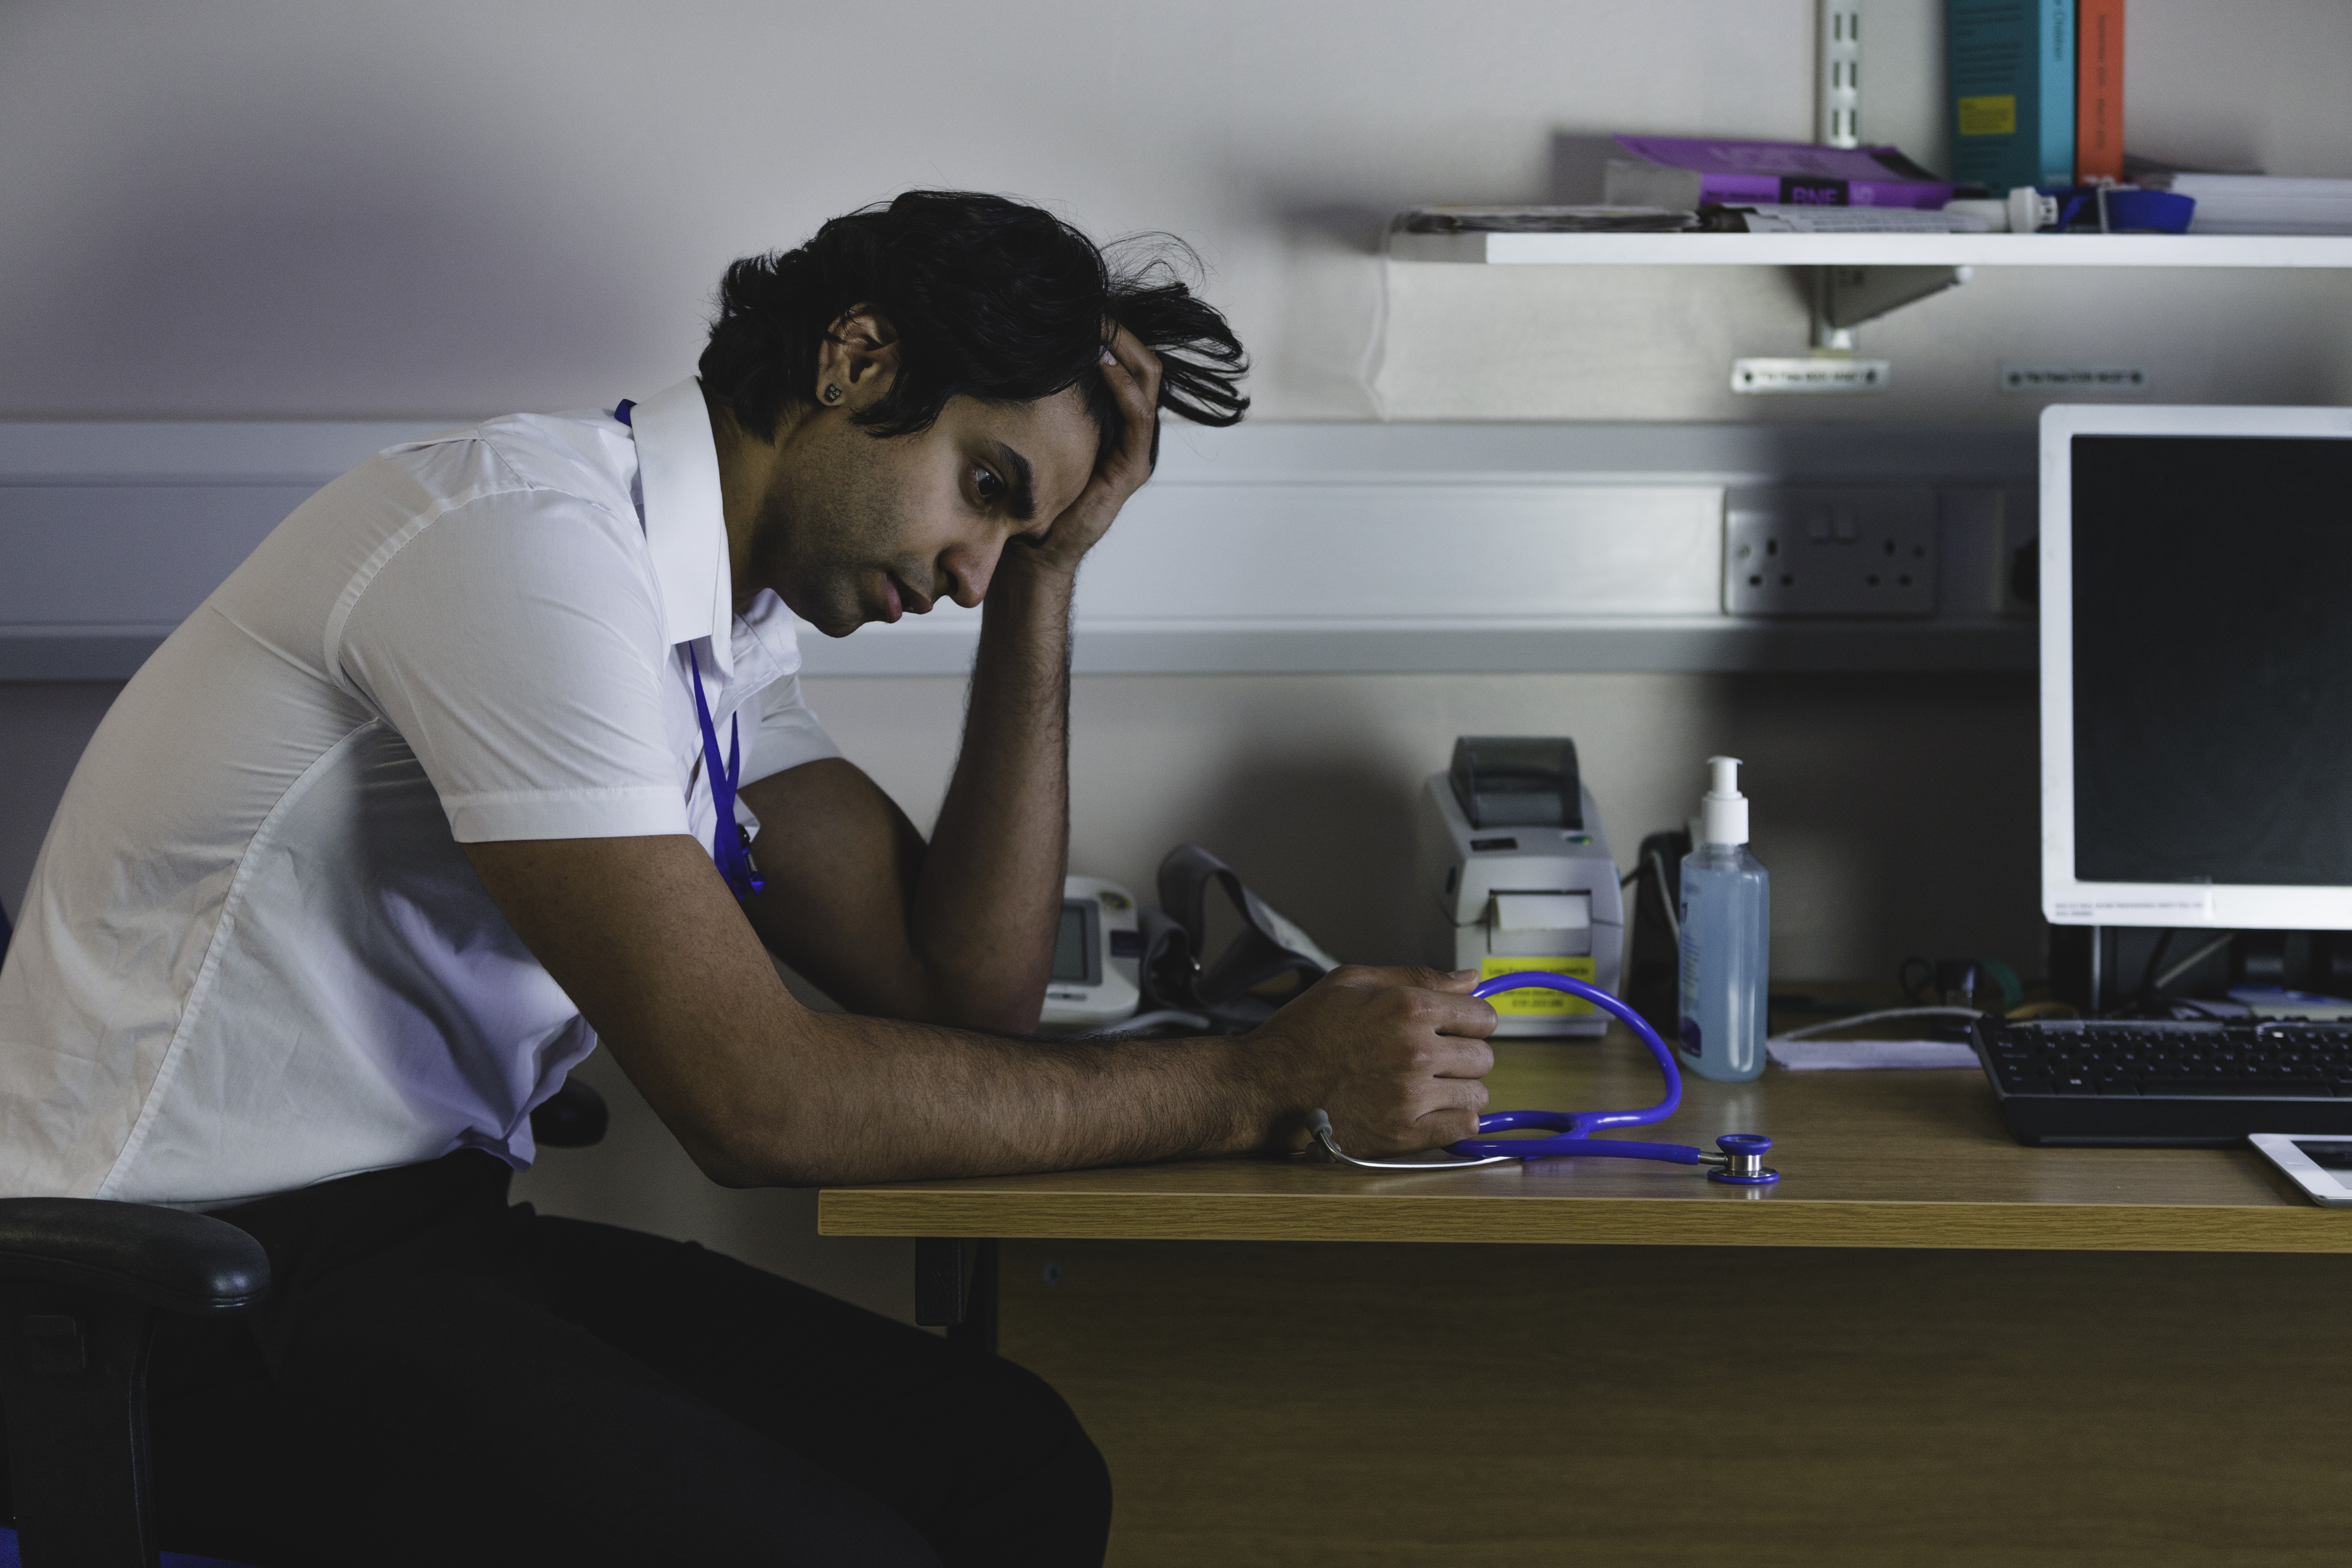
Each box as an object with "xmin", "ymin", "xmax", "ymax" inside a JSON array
[{"xmin": 913, "ymin": 1237, "xmax": 998, "ymax": 1353}]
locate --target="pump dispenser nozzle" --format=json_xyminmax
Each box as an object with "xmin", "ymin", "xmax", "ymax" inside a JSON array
[{"xmin": 1700, "ymin": 755, "xmax": 1748, "ymax": 847}]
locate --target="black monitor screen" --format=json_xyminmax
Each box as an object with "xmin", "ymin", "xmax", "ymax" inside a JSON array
[
  {"xmin": 2072, "ymin": 435, "xmax": 2352, "ymax": 887},
  {"xmin": 1051, "ymin": 903, "xmax": 1094, "ymax": 984}
]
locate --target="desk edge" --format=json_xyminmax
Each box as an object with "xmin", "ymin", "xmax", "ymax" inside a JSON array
[{"xmin": 816, "ymin": 1190, "xmax": 2352, "ymax": 1253}]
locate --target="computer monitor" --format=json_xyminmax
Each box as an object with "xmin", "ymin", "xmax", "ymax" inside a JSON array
[{"xmin": 2041, "ymin": 403, "xmax": 2352, "ymax": 933}]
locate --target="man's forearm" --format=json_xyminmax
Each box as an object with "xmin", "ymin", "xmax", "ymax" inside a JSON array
[
  {"xmin": 466, "ymin": 834, "xmax": 1498, "ymax": 1190},
  {"xmin": 696, "ymin": 1010, "xmax": 1267, "ymax": 1186},
  {"xmin": 904, "ymin": 552, "xmax": 1076, "ymax": 1030}
]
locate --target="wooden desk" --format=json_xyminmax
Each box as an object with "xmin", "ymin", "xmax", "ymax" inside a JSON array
[
  {"xmin": 825, "ymin": 1035, "xmax": 2343, "ymax": 1251},
  {"xmin": 822, "ymin": 1034, "xmax": 2352, "ymax": 1567}
]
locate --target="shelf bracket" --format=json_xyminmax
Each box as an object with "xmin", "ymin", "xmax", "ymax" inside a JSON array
[{"xmin": 1810, "ymin": 264, "xmax": 1973, "ymax": 350}]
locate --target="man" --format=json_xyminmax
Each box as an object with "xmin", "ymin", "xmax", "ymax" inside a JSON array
[{"xmin": 0, "ymin": 191, "xmax": 1497, "ymax": 1564}]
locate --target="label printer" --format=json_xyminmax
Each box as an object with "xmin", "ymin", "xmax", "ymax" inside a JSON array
[{"xmin": 1413, "ymin": 737, "xmax": 1625, "ymax": 1037}]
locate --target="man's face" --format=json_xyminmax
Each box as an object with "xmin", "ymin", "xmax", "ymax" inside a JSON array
[{"xmin": 747, "ymin": 387, "xmax": 1101, "ymax": 637}]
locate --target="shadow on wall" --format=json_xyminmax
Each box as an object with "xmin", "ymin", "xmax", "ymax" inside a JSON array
[
  {"xmin": 3, "ymin": 74, "xmax": 668, "ymax": 419},
  {"xmin": 0, "ymin": 682, "xmax": 123, "ymax": 922},
  {"xmin": 1548, "ymin": 131, "xmax": 1620, "ymax": 204},
  {"xmin": 1171, "ymin": 746, "xmax": 1428, "ymax": 969},
  {"xmin": 1709, "ymin": 671, "xmax": 2045, "ymax": 984},
  {"xmin": 1069, "ymin": 671, "xmax": 2046, "ymax": 993},
  {"xmin": 1267, "ymin": 201, "xmax": 1396, "ymax": 256}
]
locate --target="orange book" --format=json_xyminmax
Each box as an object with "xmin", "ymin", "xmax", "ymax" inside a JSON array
[{"xmin": 2077, "ymin": 0, "xmax": 2125, "ymax": 183}]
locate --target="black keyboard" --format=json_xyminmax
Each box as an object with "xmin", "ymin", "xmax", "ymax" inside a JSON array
[{"xmin": 1973, "ymin": 1017, "xmax": 2352, "ymax": 1146}]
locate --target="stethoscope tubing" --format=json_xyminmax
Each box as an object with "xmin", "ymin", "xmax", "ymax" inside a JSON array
[
  {"xmin": 1446, "ymin": 971, "xmax": 1686, "ymax": 1160},
  {"xmin": 1305, "ymin": 971, "xmax": 1778, "ymax": 1183}
]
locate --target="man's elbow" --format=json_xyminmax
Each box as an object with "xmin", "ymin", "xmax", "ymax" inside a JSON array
[
  {"xmin": 668, "ymin": 1101, "xmax": 836, "ymax": 1189},
  {"xmin": 678, "ymin": 1127, "xmax": 834, "ymax": 1190}
]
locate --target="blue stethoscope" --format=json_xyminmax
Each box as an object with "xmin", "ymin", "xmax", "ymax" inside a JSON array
[{"xmin": 1307, "ymin": 971, "xmax": 1780, "ymax": 1185}]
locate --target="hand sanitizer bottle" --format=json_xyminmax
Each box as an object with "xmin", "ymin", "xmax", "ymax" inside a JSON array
[{"xmin": 1678, "ymin": 756, "xmax": 1769, "ymax": 1082}]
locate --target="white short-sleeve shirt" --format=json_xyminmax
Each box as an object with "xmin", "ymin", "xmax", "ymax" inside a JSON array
[{"xmin": 0, "ymin": 379, "xmax": 838, "ymax": 1206}]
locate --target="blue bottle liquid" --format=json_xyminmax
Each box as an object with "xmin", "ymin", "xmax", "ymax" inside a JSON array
[{"xmin": 1678, "ymin": 756, "xmax": 1769, "ymax": 1082}]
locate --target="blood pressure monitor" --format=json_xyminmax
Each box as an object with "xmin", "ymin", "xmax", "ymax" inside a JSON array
[{"xmin": 1036, "ymin": 875, "xmax": 1143, "ymax": 1032}]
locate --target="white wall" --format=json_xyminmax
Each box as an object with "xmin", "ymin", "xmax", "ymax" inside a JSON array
[
  {"xmin": 807, "ymin": 669, "xmax": 2044, "ymax": 982},
  {"xmin": 3, "ymin": 0, "xmax": 2347, "ymax": 422},
  {"xmin": 2, "ymin": 0, "xmax": 2344, "ymax": 1317}
]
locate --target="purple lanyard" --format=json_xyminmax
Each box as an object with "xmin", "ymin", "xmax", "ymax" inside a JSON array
[
  {"xmin": 620, "ymin": 398, "xmax": 763, "ymax": 902},
  {"xmin": 688, "ymin": 643, "xmax": 764, "ymax": 902}
]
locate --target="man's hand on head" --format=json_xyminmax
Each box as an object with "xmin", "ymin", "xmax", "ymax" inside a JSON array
[{"xmin": 1014, "ymin": 325, "xmax": 1163, "ymax": 579}]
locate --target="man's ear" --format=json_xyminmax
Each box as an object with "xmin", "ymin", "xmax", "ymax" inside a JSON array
[{"xmin": 816, "ymin": 306, "xmax": 901, "ymax": 411}]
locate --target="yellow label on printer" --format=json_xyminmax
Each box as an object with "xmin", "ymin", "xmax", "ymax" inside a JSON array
[{"xmin": 1478, "ymin": 957, "xmax": 1598, "ymax": 1014}]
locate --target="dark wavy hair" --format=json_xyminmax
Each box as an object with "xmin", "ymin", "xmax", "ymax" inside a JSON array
[{"xmin": 697, "ymin": 191, "xmax": 1248, "ymax": 462}]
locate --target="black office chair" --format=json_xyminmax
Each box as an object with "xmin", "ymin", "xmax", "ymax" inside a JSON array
[{"xmin": 0, "ymin": 1077, "xmax": 609, "ymax": 1568}]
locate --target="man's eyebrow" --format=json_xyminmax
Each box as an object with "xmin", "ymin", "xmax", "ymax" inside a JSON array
[{"xmin": 990, "ymin": 442, "xmax": 1036, "ymax": 522}]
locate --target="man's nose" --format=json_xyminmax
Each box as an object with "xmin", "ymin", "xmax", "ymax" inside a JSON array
[{"xmin": 939, "ymin": 539, "xmax": 1000, "ymax": 608}]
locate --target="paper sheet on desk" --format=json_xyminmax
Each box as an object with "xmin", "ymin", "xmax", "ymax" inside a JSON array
[{"xmin": 1766, "ymin": 1038, "xmax": 1980, "ymax": 1071}]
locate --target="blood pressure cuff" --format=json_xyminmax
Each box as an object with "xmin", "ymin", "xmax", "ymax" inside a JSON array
[{"xmin": 1138, "ymin": 843, "xmax": 1341, "ymax": 1032}]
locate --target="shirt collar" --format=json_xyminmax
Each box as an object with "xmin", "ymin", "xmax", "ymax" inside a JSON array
[{"xmin": 630, "ymin": 378, "xmax": 737, "ymax": 677}]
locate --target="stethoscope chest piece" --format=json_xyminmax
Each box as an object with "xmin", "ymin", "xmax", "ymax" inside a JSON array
[{"xmin": 1707, "ymin": 1133, "xmax": 1780, "ymax": 1186}]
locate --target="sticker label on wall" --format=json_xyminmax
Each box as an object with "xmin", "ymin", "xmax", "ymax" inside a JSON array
[
  {"xmin": 1478, "ymin": 957, "xmax": 1599, "ymax": 1014},
  {"xmin": 1732, "ymin": 358, "xmax": 1889, "ymax": 394},
  {"xmin": 2000, "ymin": 364, "xmax": 2149, "ymax": 395}
]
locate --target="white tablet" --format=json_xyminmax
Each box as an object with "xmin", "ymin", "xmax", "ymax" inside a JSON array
[{"xmin": 2250, "ymin": 1134, "xmax": 2352, "ymax": 1208}]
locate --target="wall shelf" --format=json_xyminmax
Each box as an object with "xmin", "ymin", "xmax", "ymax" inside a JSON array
[
  {"xmin": 1388, "ymin": 230, "xmax": 2352, "ymax": 268},
  {"xmin": 1391, "ymin": 227, "xmax": 2352, "ymax": 353}
]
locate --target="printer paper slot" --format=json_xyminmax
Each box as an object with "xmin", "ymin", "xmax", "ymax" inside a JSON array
[
  {"xmin": 1485, "ymin": 893, "xmax": 1593, "ymax": 958},
  {"xmin": 1492, "ymin": 893, "xmax": 1591, "ymax": 932}
]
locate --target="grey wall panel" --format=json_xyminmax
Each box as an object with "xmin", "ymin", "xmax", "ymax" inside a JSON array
[
  {"xmin": 1, "ymin": 421, "xmax": 2038, "ymax": 679},
  {"xmin": 0, "ymin": 484, "xmax": 320, "ymax": 624}
]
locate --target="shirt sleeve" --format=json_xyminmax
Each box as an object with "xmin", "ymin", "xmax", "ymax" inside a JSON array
[
  {"xmin": 331, "ymin": 483, "xmax": 692, "ymax": 844},
  {"xmin": 740, "ymin": 671, "xmax": 842, "ymax": 786}
]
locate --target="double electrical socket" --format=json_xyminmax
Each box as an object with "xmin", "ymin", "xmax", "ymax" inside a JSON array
[{"xmin": 1723, "ymin": 486, "xmax": 1938, "ymax": 617}]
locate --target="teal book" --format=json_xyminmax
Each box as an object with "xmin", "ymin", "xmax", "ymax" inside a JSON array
[{"xmin": 1950, "ymin": 0, "xmax": 2076, "ymax": 191}]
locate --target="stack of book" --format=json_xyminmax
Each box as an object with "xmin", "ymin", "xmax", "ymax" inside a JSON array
[
  {"xmin": 1714, "ymin": 205, "xmax": 1993, "ymax": 235},
  {"xmin": 1394, "ymin": 207, "xmax": 1696, "ymax": 235},
  {"xmin": 2144, "ymin": 175, "xmax": 2352, "ymax": 236},
  {"xmin": 1602, "ymin": 136, "xmax": 1950, "ymax": 211},
  {"xmin": 1949, "ymin": 0, "xmax": 2124, "ymax": 191}
]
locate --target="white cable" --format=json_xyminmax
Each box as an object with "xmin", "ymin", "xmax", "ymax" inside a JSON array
[
  {"xmin": 1646, "ymin": 848, "xmax": 1681, "ymax": 945},
  {"xmin": 1770, "ymin": 1005, "xmax": 1985, "ymax": 1043},
  {"xmin": 1360, "ymin": 246, "xmax": 1392, "ymax": 420},
  {"xmin": 1306, "ymin": 1109, "xmax": 1513, "ymax": 1171},
  {"xmin": 2153, "ymin": 932, "xmax": 2235, "ymax": 992},
  {"xmin": 1073, "ymin": 1009, "xmax": 1214, "ymax": 1039}
]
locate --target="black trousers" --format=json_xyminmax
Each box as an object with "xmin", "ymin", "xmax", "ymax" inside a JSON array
[{"xmin": 135, "ymin": 1152, "xmax": 1110, "ymax": 1567}]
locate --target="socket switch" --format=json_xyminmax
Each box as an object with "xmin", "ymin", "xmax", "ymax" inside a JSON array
[{"xmin": 1723, "ymin": 486, "xmax": 1937, "ymax": 617}]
